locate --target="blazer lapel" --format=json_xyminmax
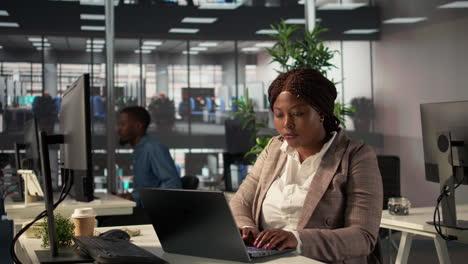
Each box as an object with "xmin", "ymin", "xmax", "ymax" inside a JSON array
[
  {"xmin": 254, "ymin": 145, "xmax": 287, "ymax": 226},
  {"xmin": 297, "ymin": 130, "xmax": 349, "ymax": 228}
]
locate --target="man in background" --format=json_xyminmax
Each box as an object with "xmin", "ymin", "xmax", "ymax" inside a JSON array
[
  {"xmin": 32, "ymin": 91, "xmax": 58, "ymax": 134},
  {"xmin": 117, "ymin": 106, "xmax": 181, "ymax": 207}
]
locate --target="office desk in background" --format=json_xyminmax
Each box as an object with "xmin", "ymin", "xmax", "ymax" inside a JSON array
[
  {"xmin": 5, "ymin": 193, "xmax": 136, "ymax": 224},
  {"xmin": 17, "ymin": 225, "xmax": 324, "ymax": 264},
  {"xmin": 380, "ymin": 204, "xmax": 468, "ymax": 264}
]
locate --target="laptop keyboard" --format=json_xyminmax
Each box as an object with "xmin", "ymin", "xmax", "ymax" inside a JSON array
[
  {"xmin": 246, "ymin": 246, "xmax": 292, "ymax": 258},
  {"xmin": 73, "ymin": 236, "xmax": 168, "ymax": 264}
]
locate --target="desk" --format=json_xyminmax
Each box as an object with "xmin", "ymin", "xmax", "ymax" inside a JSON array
[
  {"xmin": 17, "ymin": 225, "xmax": 324, "ymax": 264},
  {"xmin": 5, "ymin": 193, "xmax": 136, "ymax": 223},
  {"xmin": 380, "ymin": 204, "xmax": 468, "ymax": 264}
]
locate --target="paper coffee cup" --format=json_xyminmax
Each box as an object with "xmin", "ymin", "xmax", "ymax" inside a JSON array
[{"xmin": 71, "ymin": 208, "xmax": 96, "ymax": 236}]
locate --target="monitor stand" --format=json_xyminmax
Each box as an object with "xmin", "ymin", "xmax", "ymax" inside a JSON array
[{"xmin": 35, "ymin": 248, "xmax": 93, "ymax": 264}]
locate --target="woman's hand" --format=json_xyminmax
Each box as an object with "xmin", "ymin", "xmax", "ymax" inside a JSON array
[
  {"xmin": 240, "ymin": 227, "xmax": 260, "ymax": 246},
  {"xmin": 254, "ymin": 229, "xmax": 298, "ymax": 251}
]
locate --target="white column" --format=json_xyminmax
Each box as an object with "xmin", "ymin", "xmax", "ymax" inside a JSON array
[
  {"xmin": 44, "ymin": 63, "xmax": 57, "ymax": 97},
  {"xmin": 105, "ymin": 0, "xmax": 116, "ymax": 193},
  {"xmin": 305, "ymin": 0, "xmax": 316, "ymax": 32}
]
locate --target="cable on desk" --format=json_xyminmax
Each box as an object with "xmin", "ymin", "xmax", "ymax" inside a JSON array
[
  {"xmin": 10, "ymin": 173, "xmax": 73, "ymax": 264},
  {"xmin": 432, "ymin": 173, "xmax": 465, "ymax": 241}
]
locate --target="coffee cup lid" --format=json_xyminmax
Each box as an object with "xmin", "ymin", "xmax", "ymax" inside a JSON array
[{"xmin": 71, "ymin": 208, "xmax": 96, "ymax": 218}]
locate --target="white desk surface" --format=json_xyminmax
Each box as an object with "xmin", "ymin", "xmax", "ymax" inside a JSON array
[
  {"xmin": 380, "ymin": 204, "xmax": 468, "ymax": 242},
  {"xmin": 17, "ymin": 225, "xmax": 324, "ymax": 264},
  {"xmin": 5, "ymin": 193, "xmax": 136, "ymax": 221}
]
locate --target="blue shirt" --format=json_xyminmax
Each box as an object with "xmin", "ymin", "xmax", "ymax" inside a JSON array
[{"xmin": 132, "ymin": 135, "xmax": 182, "ymax": 206}]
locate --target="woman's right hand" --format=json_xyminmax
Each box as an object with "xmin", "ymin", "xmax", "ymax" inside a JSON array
[{"xmin": 240, "ymin": 227, "xmax": 260, "ymax": 246}]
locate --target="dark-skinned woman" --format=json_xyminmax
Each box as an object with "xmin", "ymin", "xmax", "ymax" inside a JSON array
[{"xmin": 229, "ymin": 68, "xmax": 383, "ymax": 264}]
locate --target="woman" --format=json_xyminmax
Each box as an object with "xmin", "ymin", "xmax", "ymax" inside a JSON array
[{"xmin": 229, "ymin": 68, "xmax": 383, "ymax": 264}]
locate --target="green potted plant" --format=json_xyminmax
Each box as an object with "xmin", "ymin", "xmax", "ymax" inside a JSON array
[
  {"xmin": 350, "ymin": 97, "xmax": 375, "ymax": 132},
  {"xmin": 37, "ymin": 214, "xmax": 75, "ymax": 249},
  {"xmin": 267, "ymin": 20, "xmax": 337, "ymax": 76},
  {"xmin": 239, "ymin": 20, "xmax": 354, "ymax": 160}
]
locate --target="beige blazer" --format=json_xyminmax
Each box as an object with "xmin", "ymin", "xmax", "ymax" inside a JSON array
[{"xmin": 229, "ymin": 129, "xmax": 383, "ymax": 264}]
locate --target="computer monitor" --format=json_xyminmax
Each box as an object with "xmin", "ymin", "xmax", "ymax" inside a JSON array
[
  {"xmin": 24, "ymin": 119, "xmax": 41, "ymax": 175},
  {"xmin": 60, "ymin": 73, "xmax": 94, "ymax": 202},
  {"xmin": 33, "ymin": 74, "xmax": 94, "ymax": 262},
  {"xmin": 420, "ymin": 101, "xmax": 468, "ymax": 230},
  {"xmin": 185, "ymin": 153, "xmax": 218, "ymax": 176}
]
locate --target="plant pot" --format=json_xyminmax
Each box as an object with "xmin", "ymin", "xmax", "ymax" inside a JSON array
[{"xmin": 353, "ymin": 119, "xmax": 371, "ymax": 132}]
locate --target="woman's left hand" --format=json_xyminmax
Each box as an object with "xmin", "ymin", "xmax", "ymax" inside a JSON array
[{"xmin": 254, "ymin": 229, "xmax": 298, "ymax": 251}]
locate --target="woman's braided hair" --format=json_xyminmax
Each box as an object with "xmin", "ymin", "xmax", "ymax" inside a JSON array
[{"xmin": 268, "ymin": 68, "xmax": 340, "ymax": 141}]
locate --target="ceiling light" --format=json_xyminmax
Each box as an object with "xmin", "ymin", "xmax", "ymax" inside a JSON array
[
  {"xmin": 0, "ymin": 10, "xmax": 9, "ymax": 16},
  {"xmin": 439, "ymin": 1, "xmax": 468, "ymax": 8},
  {"xmin": 255, "ymin": 29, "xmax": 278, "ymax": 35},
  {"xmin": 298, "ymin": 0, "xmax": 304, "ymax": 5},
  {"xmin": 141, "ymin": 46, "xmax": 156, "ymax": 50},
  {"xmin": 255, "ymin": 42, "xmax": 275, "ymax": 48},
  {"xmin": 28, "ymin": 37, "xmax": 48, "ymax": 42},
  {"xmin": 183, "ymin": 51, "xmax": 199, "ymax": 55},
  {"xmin": 80, "ymin": 0, "xmax": 119, "ymax": 6},
  {"xmin": 284, "ymin": 18, "xmax": 306, "ymax": 24},
  {"xmin": 343, "ymin": 29, "xmax": 379, "ymax": 34},
  {"xmin": 86, "ymin": 49, "xmax": 103, "ymax": 53},
  {"xmin": 0, "ymin": 45, "xmax": 3, "ymax": 49},
  {"xmin": 190, "ymin": 47, "xmax": 208, "ymax": 51},
  {"xmin": 0, "ymin": 22, "xmax": 19, "ymax": 27},
  {"xmin": 318, "ymin": 3, "xmax": 366, "ymax": 10},
  {"xmin": 241, "ymin": 47, "xmax": 260, "ymax": 52},
  {"xmin": 86, "ymin": 39, "xmax": 105, "ymax": 44},
  {"xmin": 135, "ymin": 50, "xmax": 151, "ymax": 54},
  {"xmin": 36, "ymin": 47, "xmax": 51, "ymax": 51},
  {"xmin": 198, "ymin": 3, "xmax": 242, "ymax": 10},
  {"xmin": 81, "ymin": 25, "xmax": 105, "ymax": 31},
  {"xmin": 199, "ymin": 42, "xmax": 218, "ymax": 47},
  {"xmin": 32, "ymin": 42, "xmax": 51, "ymax": 47},
  {"xmin": 169, "ymin": 28, "xmax": 199, "ymax": 34},
  {"xmin": 142, "ymin": 41, "xmax": 162, "ymax": 46},
  {"xmin": 182, "ymin": 17, "xmax": 218, "ymax": 24},
  {"xmin": 383, "ymin": 17, "xmax": 427, "ymax": 24},
  {"xmin": 86, "ymin": 44, "xmax": 105, "ymax": 48},
  {"xmin": 80, "ymin": 14, "xmax": 105, "ymax": 20}
]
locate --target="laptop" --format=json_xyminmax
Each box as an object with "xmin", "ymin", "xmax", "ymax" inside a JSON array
[{"xmin": 140, "ymin": 189, "xmax": 294, "ymax": 263}]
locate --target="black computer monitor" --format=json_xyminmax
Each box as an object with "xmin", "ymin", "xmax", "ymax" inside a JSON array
[
  {"xmin": 185, "ymin": 153, "xmax": 218, "ymax": 176},
  {"xmin": 60, "ymin": 73, "xmax": 94, "ymax": 202},
  {"xmin": 420, "ymin": 101, "xmax": 468, "ymax": 230},
  {"xmin": 24, "ymin": 118, "xmax": 41, "ymax": 175},
  {"xmin": 11, "ymin": 118, "xmax": 42, "ymax": 202},
  {"xmin": 33, "ymin": 74, "xmax": 94, "ymax": 262}
]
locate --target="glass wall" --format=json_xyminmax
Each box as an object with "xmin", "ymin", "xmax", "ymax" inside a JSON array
[{"xmin": 0, "ymin": 34, "xmax": 374, "ymax": 196}]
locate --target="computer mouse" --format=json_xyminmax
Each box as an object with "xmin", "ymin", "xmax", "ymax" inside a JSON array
[{"xmin": 99, "ymin": 229, "xmax": 131, "ymax": 241}]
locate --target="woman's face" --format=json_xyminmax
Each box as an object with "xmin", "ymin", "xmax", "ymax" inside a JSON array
[{"xmin": 273, "ymin": 91, "xmax": 325, "ymax": 150}]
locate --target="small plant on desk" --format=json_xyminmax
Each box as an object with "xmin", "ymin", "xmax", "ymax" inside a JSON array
[{"xmin": 37, "ymin": 214, "xmax": 75, "ymax": 248}]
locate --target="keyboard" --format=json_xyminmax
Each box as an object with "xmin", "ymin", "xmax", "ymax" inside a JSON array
[
  {"xmin": 246, "ymin": 246, "xmax": 294, "ymax": 258},
  {"xmin": 73, "ymin": 236, "xmax": 168, "ymax": 264}
]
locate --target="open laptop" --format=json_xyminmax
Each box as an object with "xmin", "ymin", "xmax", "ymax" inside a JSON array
[{"xmin": 140, "ymin": 189, "xmax": 294, "ymax": 263}]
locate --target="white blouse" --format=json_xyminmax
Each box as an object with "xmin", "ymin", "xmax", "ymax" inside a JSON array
[{"xmin": 260, "ymin": 132, "xmax": 337, "ymax": 252}]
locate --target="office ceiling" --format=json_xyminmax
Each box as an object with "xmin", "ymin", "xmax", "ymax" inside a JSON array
[{"xmin": 0, "ymin": 0, "xmax": 380, "ymax": 41}]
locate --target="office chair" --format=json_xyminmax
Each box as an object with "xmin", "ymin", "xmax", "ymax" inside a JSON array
[
  {"xmin": 377, "ymin": 155, "xmax": 401, "ymax": 263},
  {"xmin": 181, "ymin": 176, "xmax": 199, "ymax": 190}
]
